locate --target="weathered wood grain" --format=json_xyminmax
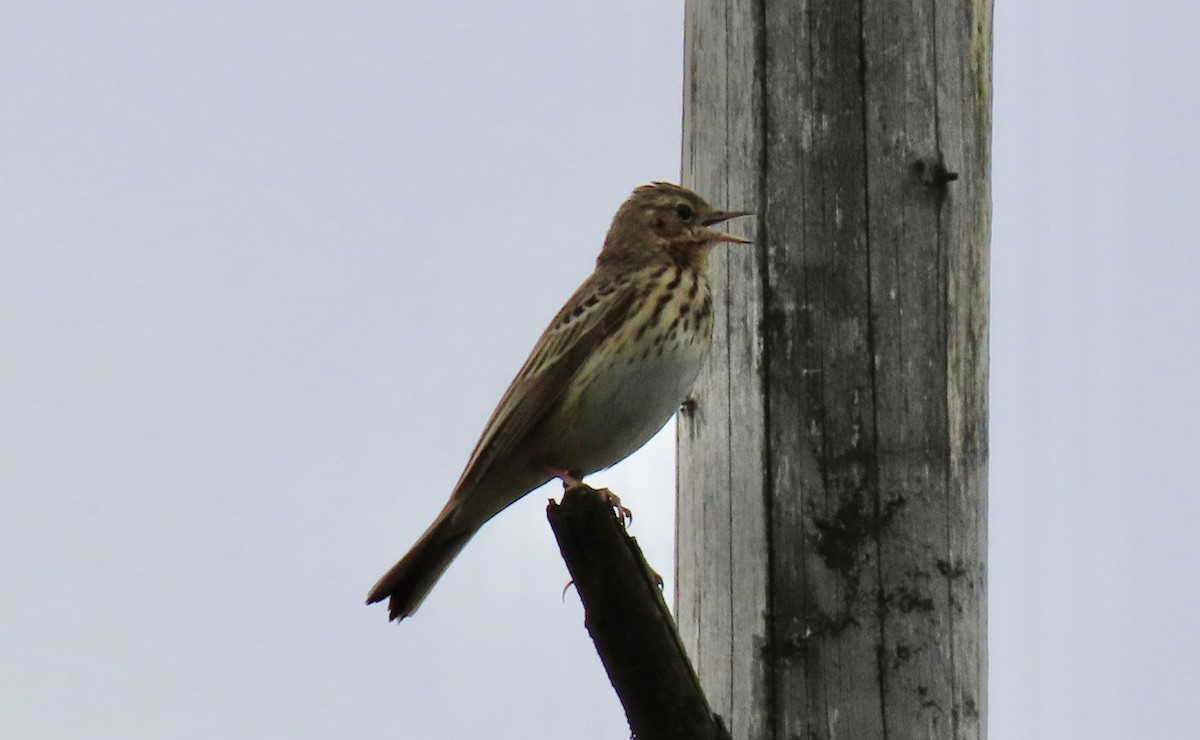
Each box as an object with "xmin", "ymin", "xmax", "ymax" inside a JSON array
[
  {"xmin": 678, "ymin": 0, "xmax": 771, "ymax": 738},
  {"xmin": 677, "ymin": 1, "xmax": 991, "ymax": 737}
]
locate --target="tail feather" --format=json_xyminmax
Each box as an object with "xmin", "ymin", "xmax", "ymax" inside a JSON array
[{"xmin": 366, "ymin": 507, "xmax": 476, "ymax": 621}]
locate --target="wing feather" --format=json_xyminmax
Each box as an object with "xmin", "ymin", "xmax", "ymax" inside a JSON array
[{"xmin": 450, "ymin": 272, "xmax": 642, "ymax": 497}]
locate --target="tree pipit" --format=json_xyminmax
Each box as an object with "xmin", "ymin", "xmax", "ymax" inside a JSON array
[{"xmin": 367, "ymin": 182, "xmax": 748, "ymax": 621}]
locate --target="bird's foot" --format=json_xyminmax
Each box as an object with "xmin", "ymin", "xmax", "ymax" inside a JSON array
[
  {"xmin": 594, "ymin": 487, "xmax": 633, "ymax": 528},
  {"xmin": 549, "ymin": 470, "xmax": 633, "ymax": 527}
]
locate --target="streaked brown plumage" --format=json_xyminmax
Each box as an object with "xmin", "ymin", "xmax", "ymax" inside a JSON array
[{"xmin": 366, "ymin": 182, "xmax": 748, "ymax": 621}]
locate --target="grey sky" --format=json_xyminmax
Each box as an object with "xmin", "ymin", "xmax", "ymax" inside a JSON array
[{"xmin": 2, "ymin": 2, "xmax": 1197, "ymax": 739}]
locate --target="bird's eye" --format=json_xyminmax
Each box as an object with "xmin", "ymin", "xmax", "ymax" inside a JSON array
[{"xmin": 676, "ymin": 204, "xmax": 694, "ymax": 221}]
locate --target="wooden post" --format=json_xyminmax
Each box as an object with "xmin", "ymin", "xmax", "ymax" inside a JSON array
[
  {"xmin": 676, "ymin": 1, "xmax": 991, "ymax": 738},
  {"xmin": 547, "ymin": 486, "xmax": 731, "ymax": 740}
]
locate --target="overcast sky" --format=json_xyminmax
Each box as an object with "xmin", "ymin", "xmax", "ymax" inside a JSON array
[{"xmin": 2, "ymin": 2, "xmax": 1198, "ymax": 739}]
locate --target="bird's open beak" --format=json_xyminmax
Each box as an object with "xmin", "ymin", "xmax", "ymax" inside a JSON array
[{"xmin": 701, "ymin": 210, "xmax": 752, "ymax": 244}]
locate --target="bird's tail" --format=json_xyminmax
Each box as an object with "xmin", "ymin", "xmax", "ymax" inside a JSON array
[{"xmin": 366, "ymin": 503, "xmax": 477, "ymax": 621}]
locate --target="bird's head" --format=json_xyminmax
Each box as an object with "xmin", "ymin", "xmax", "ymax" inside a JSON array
[{"xmin": 599, "ymin": 182, "xmax": 749, "ymax": 269}]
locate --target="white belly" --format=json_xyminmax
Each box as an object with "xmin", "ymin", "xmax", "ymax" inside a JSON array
[{"xmin": 547, "ymin": 332, "xmax": 707, "ymax": 476}]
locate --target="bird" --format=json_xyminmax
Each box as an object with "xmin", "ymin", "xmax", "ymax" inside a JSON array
[{"xmin": 366, "ymin": 182, "xmax": 749, "ymax": 621}]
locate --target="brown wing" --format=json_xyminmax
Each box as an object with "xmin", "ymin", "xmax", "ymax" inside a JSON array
[{"xmin": 449, "ymin": 271, "xmax": 641, "ymax": 497}]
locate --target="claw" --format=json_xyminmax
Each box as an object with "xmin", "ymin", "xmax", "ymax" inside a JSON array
[
  {"xmin": 561, "ymin": 579, "xmax": 576, "ymax": 602},
  {"xmin": 595, "ymin": 487, "xmax": 633, "ymax": 528},
  {"xmin": 547, "ymin": 470, "xmax": 634, "ymax": 526}
]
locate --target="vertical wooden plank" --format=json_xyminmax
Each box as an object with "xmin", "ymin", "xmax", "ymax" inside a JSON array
[
  {"xmin": 678, "ymin": 0, "xmax": 734, "ymax": 724},
  {"xmin": 680, "ymin": 0, "xmax": 990, "ymax": 737},
  {"xmin": 724, "ymin": 1, "xmax": 771, "ymax": 738},
  {"xmin": 860, "ymin": 0, "xmax": 956, "ymax": 736},
  {"xmin": 679, "ymin": 2, "xmax": 772, "ymax": 739},
  {"xmin": 759, "ymin": 1, "xmax": 822, "ymax": 736},
  {"xmin": 938, "ymin": 1, "xmax": 993, "ymax": 735},
  {"xmin": 766, "ymin": 0, "xmax": 899, "ymax": 736},
  {"xmin": 774, "ymin": 0, "xmax": 882, "ymax": 736}
]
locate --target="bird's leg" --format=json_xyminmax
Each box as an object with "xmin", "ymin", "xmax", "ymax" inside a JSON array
[
  {"xmin": 557, "ymin": 471, "xmax": 585, "ymax": 490},
  {"xmin": 550, "ymin": 470, "xmax": 633, "ymax": 527}
]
